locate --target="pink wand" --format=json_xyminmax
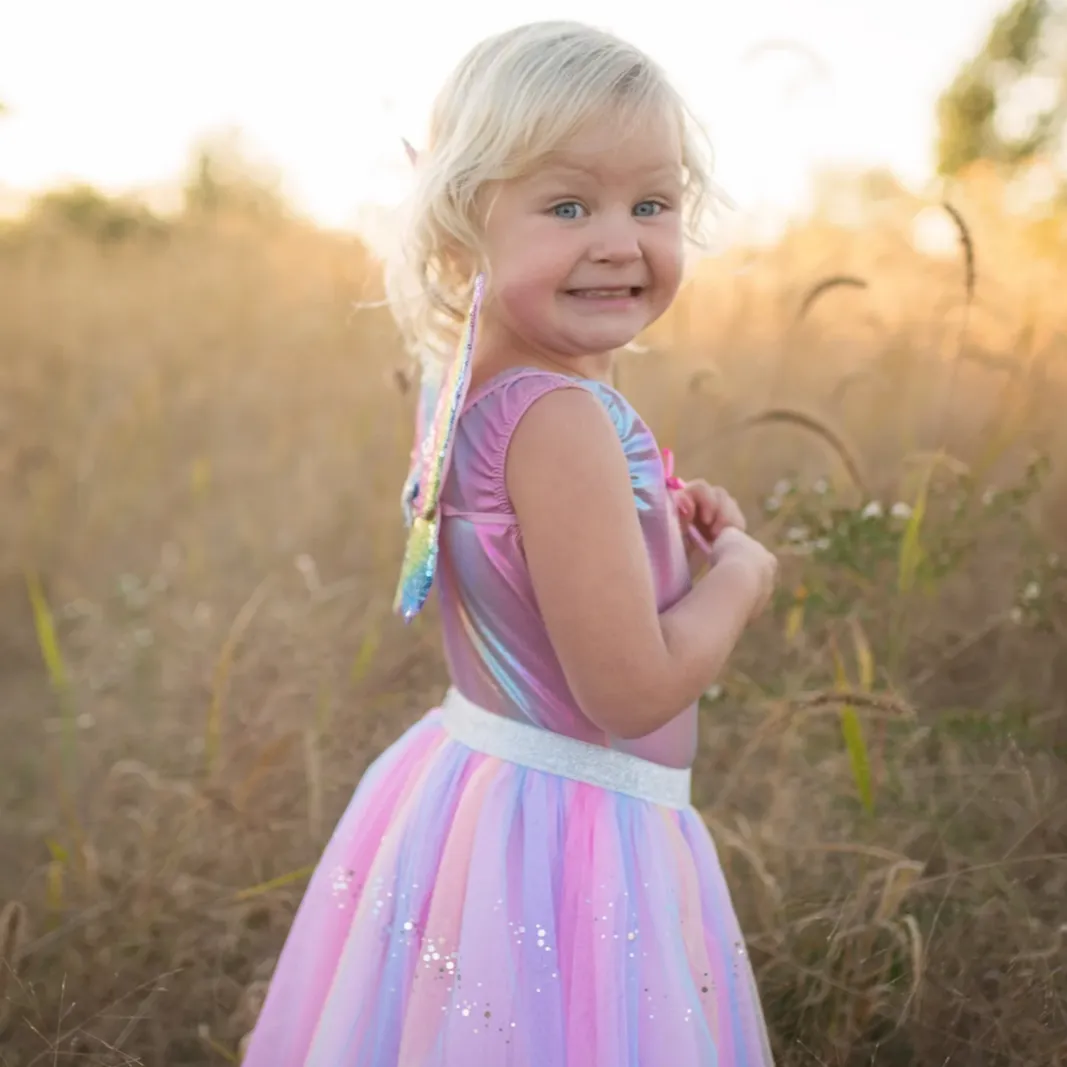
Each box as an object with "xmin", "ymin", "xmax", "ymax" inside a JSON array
[{"xmin": 662, "ymin": 448, "xmax": 714, "ymax": 559}]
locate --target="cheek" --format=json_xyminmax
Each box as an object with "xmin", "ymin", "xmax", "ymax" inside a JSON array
[
  {"xmin": 489, "ymin": 272, "xmax": 555, "ymax": 337},
  {"xmin": 492, "ymin": 250, "xmax": 564, "ymax": 314},
  {"xmin": 650, "ymin": 231, "xmax": 684, "ymax": 298}
]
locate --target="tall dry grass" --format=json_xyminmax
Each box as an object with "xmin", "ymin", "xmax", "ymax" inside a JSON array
[{"xmin": 1, "ymin": 175, "xmax": 1066, "ymax": 1066}]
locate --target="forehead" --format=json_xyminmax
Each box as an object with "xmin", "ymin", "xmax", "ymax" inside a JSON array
[{"xmin": 534, "ymin": 114, "xmax": 683, "ymax": 184}]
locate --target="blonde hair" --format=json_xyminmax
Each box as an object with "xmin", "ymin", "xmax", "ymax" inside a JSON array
[{"xmin": 385, "ymin": 20, "xmax": 727, "ymax": 360}]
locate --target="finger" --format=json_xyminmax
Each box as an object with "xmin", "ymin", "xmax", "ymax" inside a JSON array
[
  {"xmin": 724, "ymin": 499, "xmax": 747, "ymax": 533},
  {"xmin": 710, "ymin": 496, "xmax": 745, "ymax": 536},
  {"xmin": 677, "ymin": 482, "xmax": 707, "ymax": 524},
  {"xmin": 695, "ymin": 486, "xmax": 722, "ymax": 527},
  {"xmin": 723, "ymin": 494, "xmax": 746, "ymax": 530}
]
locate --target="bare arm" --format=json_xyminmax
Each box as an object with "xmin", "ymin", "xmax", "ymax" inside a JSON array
[{"xmin": 506, "ymin": 387, "xmax": 768, "ymax": 740}]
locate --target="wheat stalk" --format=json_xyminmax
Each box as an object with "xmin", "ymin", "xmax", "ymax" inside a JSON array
[
  {"xmin": 796, "ymin": 274, "xmax": 870, "ymax": 323},
  {"xmin": 941, "ymin": 201, "xmax": 975, "ymax": 305},
  {"xmin": 793, "ymin": 689, "xmax": 915, "ymax": 718},
  {"xmin": 936, "ymin": 201, "xmax": 978, "ymax": 441},
  {"xmin": 0, "ymin": 901, "xmax": 30, "ymax": 1037},
  {"xmin": 733, "ymin": 408, "xmax": 868, "ymax": 495}
]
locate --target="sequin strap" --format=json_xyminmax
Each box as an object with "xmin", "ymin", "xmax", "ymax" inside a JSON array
[{"xmin": 440, "ymin": 687, "xmax": 692, "ymax": 810}]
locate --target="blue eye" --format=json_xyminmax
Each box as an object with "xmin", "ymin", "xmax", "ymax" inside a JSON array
[
  {"xmin": 551, "ymin": 201, "xmax": 585, "ymax": 220},
  {"xmin": 633, "ymin": 201, "xmax": 664, "ymax": 218}
]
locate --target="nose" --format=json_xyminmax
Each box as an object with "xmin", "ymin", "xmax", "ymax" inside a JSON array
[{"xmin": 588, "ymin": 209, "xmax": 642, "ymax": 264}]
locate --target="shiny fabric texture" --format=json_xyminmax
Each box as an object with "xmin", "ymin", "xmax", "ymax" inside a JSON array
[
  {"xmin": 241, "ymin": 368, "xmax": 776, "ymax": 1066},
  {"xmin": 438, "ymin": 368, "xmax": 698, "ymax": 769}
]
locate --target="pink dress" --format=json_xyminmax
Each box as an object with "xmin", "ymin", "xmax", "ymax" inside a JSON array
[{"xmin": 241, "ymin": 368, "xmax": 775, "ymax": 1066}]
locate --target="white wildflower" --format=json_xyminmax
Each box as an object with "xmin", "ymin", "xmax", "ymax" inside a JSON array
[
  {"xmin": 59, "ymin": 599, "xmax": 98, "ymax": 621},
  {"xmin": 861, "ymin": 501, "xmax": 884, "ymax": 520},
  {"xmin": 704, "ymin": 684, "xmax": 724, "ymax": 703},
  {"xmin": 813, "ymin": 478, "xmax": 829, "ymax": 495},
  {"xmin": 765, "ymin": 496, "xmax": 781, "ymax": 514},
  {"xmin": 982, "ymin": 489, "xmax": 997, "ymax": 507},
  {"xmin": 1022, "ymin": 581, "xmax": 1040, "ymax": 604},
  {"xmin": 295, "ymin": 553, "xmax": 321, "ymax": 593},
  {"xmin": 118, "ymin": 573, "xmax": 149, "ymax": 610},
  {"xmin": 814, "ymin": 537, "xmax": 830, "ymax": 552},
  {"xmin": 786, "ymin": 525, "xmax": 810, "ymax": 543},
  {"xmin": 773, "ymin": 478, "xmax": 792, "ymax": 499},
  {"xmin": 891, "ymin": 502, "xmax": 913, "ymax": 520},
  {"xmin": 1009, "ymin": 607, "xmax": 1023, "ymax": 624}
]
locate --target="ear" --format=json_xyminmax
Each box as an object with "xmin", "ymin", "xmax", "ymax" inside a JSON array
[{"xmin": 401, "ymin": 138, "xmax": 418, "ymax": 167}]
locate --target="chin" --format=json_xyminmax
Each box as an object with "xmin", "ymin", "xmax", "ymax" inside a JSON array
[
  {"xmin": 550, "ymin": 311, "xmax": 654, "ymax": 355},
  {"xmin": 573, "ymin": 330, "xmax": 642, "ymax": 354},
  {"xmin": 566, "ymin": 319, "xmax": 649, "ymax": 355}
]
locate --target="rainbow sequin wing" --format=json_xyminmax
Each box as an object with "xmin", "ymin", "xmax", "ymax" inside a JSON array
[
  {"xmin": 393, "ymin": 274, "xmax": 486, "ymax": 621},
  {"xmin": 400, "ymin": 355, "xmax": 444, "ymax": 528}
]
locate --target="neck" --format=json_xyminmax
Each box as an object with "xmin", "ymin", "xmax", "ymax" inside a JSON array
[{"xmin": 472, "ymin": 316, "xmax": 618, "ymax": 387}]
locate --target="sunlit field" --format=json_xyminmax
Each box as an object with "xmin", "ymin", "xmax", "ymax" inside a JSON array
[{"xmin": 2, "ymin": 168, "xmax": 1065, "ymax": 1065}]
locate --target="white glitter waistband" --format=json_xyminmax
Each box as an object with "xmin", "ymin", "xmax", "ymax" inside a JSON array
[{"xmin": 439, "ymin": 688, "xmax": 692, "ymax": 810}]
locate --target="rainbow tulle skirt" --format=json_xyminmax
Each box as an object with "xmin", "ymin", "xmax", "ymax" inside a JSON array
[{"xmin": 240, "ymin": 690, "xmax": 775, "ymax": 1066}]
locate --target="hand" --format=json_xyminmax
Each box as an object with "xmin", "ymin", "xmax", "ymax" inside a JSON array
[
  {"xmin": 674, "ymin": 479, "xmax": 747, "ymax": 544},
  {"xmin": 707, "ymin": 527, "xmax": 778, "ymax": 619}
]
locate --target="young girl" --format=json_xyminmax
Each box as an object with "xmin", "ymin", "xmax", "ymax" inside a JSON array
[{"xmin": 242, "ymin": 20, "xmax": 778, "ymax": 1067}]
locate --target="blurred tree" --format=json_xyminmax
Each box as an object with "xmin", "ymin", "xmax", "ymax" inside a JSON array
[
  {"xmin": 182, "ymin": 128, "xmax": 289, "ymax": 222},
  {"xmin": 24, "ymin": 184, "xmax": 165, "ymax": 243},
  {"xmin": 936, "ymin": 0, "xmax": 1067, "ymax": 176}
]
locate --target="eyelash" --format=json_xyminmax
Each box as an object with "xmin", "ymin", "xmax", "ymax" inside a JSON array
[{"xmin": 549, "ymin": 200, "xmax": 668, "ymax": 220}]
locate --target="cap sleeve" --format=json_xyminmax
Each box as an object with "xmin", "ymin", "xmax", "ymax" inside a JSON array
[{"xmin": 442, "ymin": 370, "xmax": 589, "ymax": 520}]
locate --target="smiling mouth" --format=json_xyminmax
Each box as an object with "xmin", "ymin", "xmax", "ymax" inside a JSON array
[{"xmin": 565, "ymin": 287, "xmax": 644, "ymax": 299}]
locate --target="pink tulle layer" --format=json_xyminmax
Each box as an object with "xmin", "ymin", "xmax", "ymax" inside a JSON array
[{"xmin": 241, "ymin": 709, "xmax": 775, "ymax": 1066}]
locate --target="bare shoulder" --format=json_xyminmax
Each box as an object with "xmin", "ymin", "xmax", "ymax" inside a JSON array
[
  {"xmin": 504, "ymin": 381, "xmax": 666, "ymax": 732},
  {"xmin": 505, "ymin": 382, "xmax": 625, "ymax": 503}
]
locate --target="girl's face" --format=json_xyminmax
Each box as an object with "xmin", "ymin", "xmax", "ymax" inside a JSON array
[{"xmin": 478, "ymin": 113, "xmax": 685, "ymax": 370}]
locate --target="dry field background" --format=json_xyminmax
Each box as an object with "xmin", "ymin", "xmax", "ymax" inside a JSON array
[{"xmin": 1, "ymin": 169, "xmax": 1066, "ymax": 1065}]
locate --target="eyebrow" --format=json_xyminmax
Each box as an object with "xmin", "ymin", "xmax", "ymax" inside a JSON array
[{"xmin": 534, "ymin": 160, "xmax": 682, "ymax": 183}]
